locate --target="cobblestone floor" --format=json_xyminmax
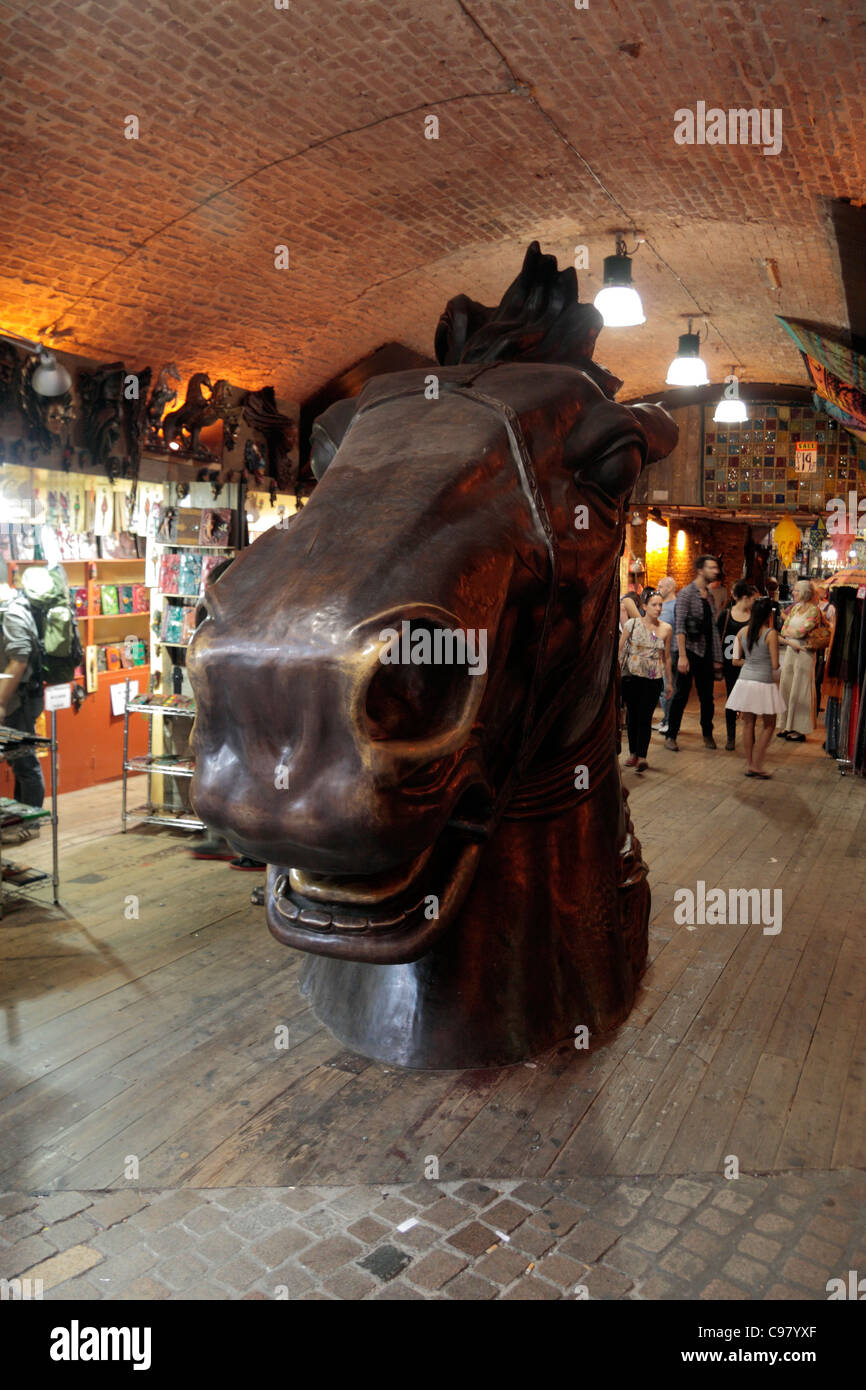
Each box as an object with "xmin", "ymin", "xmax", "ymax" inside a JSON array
[{"xmin": 2, "ymin": 1170, "xmax": 864, "ymax": 1301}]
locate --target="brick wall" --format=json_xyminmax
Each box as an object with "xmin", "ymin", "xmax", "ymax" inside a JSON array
[
  {"xmin": 642, "ymin": 517, "xmax": 751, "ymax": 593},
  {"xmin": 0, "ymin": 0, "xmax": 854, "ymax": 404}
]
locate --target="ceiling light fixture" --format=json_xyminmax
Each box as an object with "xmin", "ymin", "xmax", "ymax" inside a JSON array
[
  {"xmin": 0, "ymin": 329, "xmax": 73, "ymax": 396},
  {"xmin": 713, "ymin": 365, "xmax": 748, "ymax": 422},
  {"xmin": 593, "ymin": 236, "xmax": 646, "ymax": 327},
  {"xmin": 665, "ymin": 318, "xmax": 709, "ymax": 387}
]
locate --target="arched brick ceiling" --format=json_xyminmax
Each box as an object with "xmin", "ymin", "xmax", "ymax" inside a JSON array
[{"xmin": 2, "ymin": 0, "xmax": 863, "ymax": 403}]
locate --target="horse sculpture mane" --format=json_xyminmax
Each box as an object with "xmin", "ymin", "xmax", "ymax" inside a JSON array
[{"xmin": 188, "ymin": 243, "xmax": 678, "ymax": 1069}]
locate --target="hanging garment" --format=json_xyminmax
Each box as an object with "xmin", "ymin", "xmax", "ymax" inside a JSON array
[
  {"xmin": 840, "ymin": 683, "xmax": 854, "ymax": 762},
  {"xmin": 825, "ymin": 696, "xmax": 840, "ymax": 758}
]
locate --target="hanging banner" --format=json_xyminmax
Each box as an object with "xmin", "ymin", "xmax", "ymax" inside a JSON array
[{"xmin": 777, "ymin": 317, "xmax": 866, "ymax": 392}]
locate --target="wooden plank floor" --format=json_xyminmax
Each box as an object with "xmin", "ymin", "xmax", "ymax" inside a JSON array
[{"xmin": 1, "ymin": 710, "xmax": 865, "ymax": 1191}]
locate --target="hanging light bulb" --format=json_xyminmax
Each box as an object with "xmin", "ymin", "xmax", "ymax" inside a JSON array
[
  {"xmin": 666, "ymin": 320, "xmax": 709, "ymax": 387},
  {"xmin": 0, "ymin": 330, "xmax": 72, "ymax": 396},
  {"xmin": 713, "ymin": 366, "xmax": 748, "ymax": 422},
  {"xmin": 593, "ymin": 237, "xmax": 645, "ymax": 327}
]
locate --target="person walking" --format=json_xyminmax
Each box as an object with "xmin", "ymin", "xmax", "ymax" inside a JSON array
[
  {"xmin": 725, "ymin": 597, "xmax": 784, "ymax": 778},
  {"xmin": 709, "ymin": 569, "xmax": 729, "ymax": 616},
  {"xmin": 657, "ymin": 576, "xmax": 677, "ymax": 626},
  {"xmin": 777, "ymin": 579, "xmax": 830, "ymax": 742},
  {"xmin": 620, "ymin": 574, "xmax": 643, "ymax": 626},
  {"xmin": 718, "ymin": 581, "xmax": 756, "ymax": 751},
  {"xmin": 664, "ymin": 554, "xmax": 724, "ymax": 752},
  {"xmin": 654, "ymin": 577, "xmax": 677, "ymax": 735},
  {"xmin": 619, "ymin": 590, "xmax": 673, "ymax": 773},
  {"xmin": 765, "ymin": 576, "xmax": 783, "ymax": 630}
]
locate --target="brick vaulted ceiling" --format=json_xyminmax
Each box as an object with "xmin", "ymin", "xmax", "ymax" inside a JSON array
[{"xmin": 2, "ymin": 0, "xmax": 864, "ymax": 405}]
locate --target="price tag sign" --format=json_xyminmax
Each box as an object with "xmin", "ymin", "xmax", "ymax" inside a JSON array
[
  {"xmin": 44, "ymin": 683, "xmax": 72, "ymax": 712},
  {"xmin": 110, "ymin": 680, "xmax": 139, "ymax": 716},
  {"xmin": 857, "ymin": 585, "xmax": 866, "ymax": 600},
  {"xmin": 794, "ymin": 442, "xmax": 818, "ymax": 473}
]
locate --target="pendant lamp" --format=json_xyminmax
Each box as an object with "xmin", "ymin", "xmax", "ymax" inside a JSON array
[
  {"xmin": 713, "ymin": 367, "xmax": 748, "ymax": 423},
  {"xmin": 593, "ymin": 238, "xmax": 645, "ymax": 327},
  {"xmin": 665, "ymin": 320, "xmax": 709, "ymax": 387}
]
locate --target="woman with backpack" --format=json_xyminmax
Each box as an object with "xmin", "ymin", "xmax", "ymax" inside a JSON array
[{"xmin": 0, "ymin": 578, "xmax": 46, "ymax": 815}]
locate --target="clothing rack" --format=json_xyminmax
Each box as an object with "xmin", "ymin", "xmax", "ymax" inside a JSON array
[{"xmin": 824, "ymin": 571, "xmax": 866, "ymax": 776}]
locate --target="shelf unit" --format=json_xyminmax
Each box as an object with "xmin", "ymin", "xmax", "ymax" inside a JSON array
[
  {"xmin": 123, "ymin": 502, "xmax": 238, "ymax": 833},
  {"xmin": 1, "ymin": 557, "xmax": 152, "ymax": 795},
  {"xmin": 81, "ymin": 557, "xmax": 150, "ymax": 689},
  {"xmin": 121, "ymin": 689, "xmax": 204, "ymax": 832}
]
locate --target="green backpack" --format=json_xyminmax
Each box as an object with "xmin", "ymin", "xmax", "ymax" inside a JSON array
[{"xmin": 19, "ymin": 566, "xmax": 85, "ymax": 685}]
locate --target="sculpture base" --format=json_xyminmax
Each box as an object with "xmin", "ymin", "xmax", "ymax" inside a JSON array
[{"xmin": 298, "ymin": 777, "xmax": 649, "ymax": 1070}]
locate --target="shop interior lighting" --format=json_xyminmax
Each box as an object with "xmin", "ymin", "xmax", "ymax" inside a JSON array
[
  {"xmin": 593, "ymin": 236, "xmax": 646, "ymax": 327},
  {"xmin": 713, "ymin": 366, "xmax": 748, "ymax": 423},
  {"xmin": 0, "ymin": 329, "xmax": 73, "ymax": 396},
  {"xmin": 666, "ymin": 318, "xmax": 710, "ymax": 387}
]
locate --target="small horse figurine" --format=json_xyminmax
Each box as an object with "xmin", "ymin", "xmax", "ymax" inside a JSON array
[
  {"xmin": 189, "ymin": 243, "xmax": 678, "ymax": 1069},
  {"xmin": 162, "ymin": 372, "xmax": 213, "ymax": 453},
  {"xmin": 146, "ymin": 362, "xmax": 180, "ymax": 435}
]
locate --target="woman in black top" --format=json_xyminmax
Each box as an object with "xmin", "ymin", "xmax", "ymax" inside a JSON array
[{"xmin": 717, "ymin": 581, "xmax": 757, "ymax": 751}]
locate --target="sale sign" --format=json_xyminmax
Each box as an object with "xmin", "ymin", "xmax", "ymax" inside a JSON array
[{"xmin": 794, "ymin": 441, "xmax": 818, "ymax": 473}]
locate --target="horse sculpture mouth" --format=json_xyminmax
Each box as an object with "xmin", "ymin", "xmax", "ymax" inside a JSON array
[{"xmin": 265, "ymin": 812, "xmax": 486, "ymax": 964}]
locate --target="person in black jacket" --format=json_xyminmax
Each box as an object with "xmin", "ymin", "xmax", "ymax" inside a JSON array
[{"xmin": 717, "ymin": 582, "xmax": 757, "ymax": 751}]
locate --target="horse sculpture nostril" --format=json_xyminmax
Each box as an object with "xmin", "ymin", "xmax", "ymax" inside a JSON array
[{"xmin": 365, "ymin": 620, "xmax": 485, "ymax": 744}]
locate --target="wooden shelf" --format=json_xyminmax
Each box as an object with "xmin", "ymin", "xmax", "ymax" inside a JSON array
[
  {"xmin": 86, "ymin": 612, "xmax": 149, "ymax": 621},
  {"xmin": 98, "ymin": 666, "xmax": 148, "ymax": 680}
]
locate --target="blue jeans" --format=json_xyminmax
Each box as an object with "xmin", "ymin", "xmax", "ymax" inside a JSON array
[{"xmin": 5, "ymin": 697, "xmax": 45, "ymax": 807}]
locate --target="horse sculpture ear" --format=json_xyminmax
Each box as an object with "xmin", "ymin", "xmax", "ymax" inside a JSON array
[
  {"xmin": 626, "ymin": 403, "xmax": 679, "ymax": 465},
  {"xmin": 566, "ymin": 400, "xmax": 679, "ymax": 498},
  {"xmin": 310, "ymin": 398, "xmax": 359, "ymax": 480}
]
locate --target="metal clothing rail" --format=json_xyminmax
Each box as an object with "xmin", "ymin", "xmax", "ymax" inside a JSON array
[{"xmin": 0, "ymin": 716, "xmax": 60, "ymax": 917}]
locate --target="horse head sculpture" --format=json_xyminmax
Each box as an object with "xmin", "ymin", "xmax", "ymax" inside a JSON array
[{"xmin": 189, "ymin": 243, "xmax": 678, "ymax": 1069}]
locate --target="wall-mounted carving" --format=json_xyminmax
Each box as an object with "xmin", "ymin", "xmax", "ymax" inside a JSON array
[
  {"xmin": 242, "ymin": 386, "xmax": 297, "ymax": 490},
  {"xmin": 78, "ymin": 361, "xmax": 126, "ymax": 477},
  {"xmin": 145, "ymin": 362, "xmax": 180, "ymax": 443}
]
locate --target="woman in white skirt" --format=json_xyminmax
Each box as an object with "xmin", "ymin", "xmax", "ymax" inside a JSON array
[{"xmin": 726, "ymin": 597, "xmax": 785, "ymax": 778}]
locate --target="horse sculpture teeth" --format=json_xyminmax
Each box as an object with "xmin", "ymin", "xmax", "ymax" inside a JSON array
[{"xmin": 297, "ymin": 908, "xmax": 333, "ymax": 930}]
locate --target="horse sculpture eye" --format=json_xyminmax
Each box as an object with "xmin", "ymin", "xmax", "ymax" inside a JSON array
[{"xmin": 365, "ymin": 623, "xmax": 476, "ymax": 743}]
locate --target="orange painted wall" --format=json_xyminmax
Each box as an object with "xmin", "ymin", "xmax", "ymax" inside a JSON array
[{"xmin": 0, "ymin": 667, "xmax": 150, "ymax": 799}]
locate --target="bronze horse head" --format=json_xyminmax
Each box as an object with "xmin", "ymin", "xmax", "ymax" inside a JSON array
[{"xmin": 189, "ymin": 243, "xmax": 678, "ymax": 1069}]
